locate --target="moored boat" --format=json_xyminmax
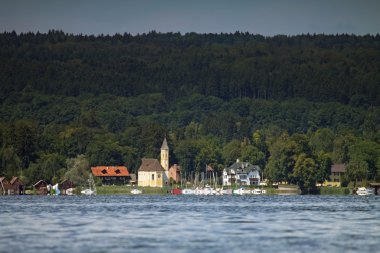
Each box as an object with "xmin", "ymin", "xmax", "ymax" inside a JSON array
[
  {"xmin": 171, "ymin": 188, "xmax": 182, "ymax": 195},
  {"xmin": 356, "ymin": 187, "xmax": 375, "ymax": 196},
  {"xmin": 81, "ymin": 174, "xmax": 96, "ymax": 196},
  {"xmin": 252, "ymin": 188, "xmax": 262, "ymax": 195},
  {"xmin": 131, "ymin": 188, "xmax": 142, "ymax": 194},
  {"xmin": 182, "ymin": 188, "xmax": 195, "ymax": 195}
]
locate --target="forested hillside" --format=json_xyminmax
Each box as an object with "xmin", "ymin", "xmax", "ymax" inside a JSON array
[
  {"xmin": 1, "ymin": 31, "xmax": 379, "ymax": 192},
  {"xmin": 1, "ymin": 31, "xmax": 380, "ymax": 104}
]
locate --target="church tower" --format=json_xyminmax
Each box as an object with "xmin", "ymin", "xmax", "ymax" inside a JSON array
[{"xmin": 160, "ymin": 137, "xmax": 169, "ymax": 182}]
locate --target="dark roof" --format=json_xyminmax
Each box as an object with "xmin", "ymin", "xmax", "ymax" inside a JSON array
[
  {"xmin": 161, "ymin": 137, "xmax": 169, "ymax": 150},
  {"xmin": 138, "ymin": 158, "xmax": 165, "ymax": 172},
  {"xmin": 91, "ymin": 166, "xmax": 130, "ymax": 177},
  {"xmin": 60, "ymin": 179, "xmax": 75, "ymax": 189},
  {"xmin": 331, "ymin": 164, "xmax": 346, "ymax": 173},
  {"xmin": 33, "ymin": 180, "xmax": 47, "ymax": 187},
  {"xmin": 10, "ymin": 177, "xmax": 23, "ymax": 185},
  {"xmin": 227, "ymin": 162, "xmax": 260, "ymax": 173}
]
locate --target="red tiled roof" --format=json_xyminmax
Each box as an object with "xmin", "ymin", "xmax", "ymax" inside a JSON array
[{"xmin": 91, "ymin": 166, "xmax": 130, "ymax": 177}]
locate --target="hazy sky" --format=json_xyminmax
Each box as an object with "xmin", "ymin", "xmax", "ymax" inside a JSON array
[{"xmin": 0, "ymin": 0, "xmax": 379, "ymax": 36}]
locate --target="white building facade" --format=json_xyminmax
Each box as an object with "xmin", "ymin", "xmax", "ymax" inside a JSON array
[{"xmin": 223, "ymin": 160, "xmax": 261, "ymax": 186}]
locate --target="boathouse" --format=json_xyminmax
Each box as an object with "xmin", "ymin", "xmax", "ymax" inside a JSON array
[
  {"xmin": 91, "ymin": 166, "xmax": 130, "ymax": 185},
  {"xmin": 34, "ymin": 180, "xmax": 48, "ymax": 195},
  {"xmin": 0, "ymin": 177, "xmax": 12, "ymax": 195},
  {"xmin": 10, "ymin": 177, "xmax": 25, "ymax": 195},
  {"xmin": 60, "ymin": 179, "xmax": 75, "ymax": 195}
]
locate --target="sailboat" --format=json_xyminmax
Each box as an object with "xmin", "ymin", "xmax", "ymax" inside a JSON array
[{"xmin": 81, "ymin": 174, "xmax": 96, "ymax": 196}]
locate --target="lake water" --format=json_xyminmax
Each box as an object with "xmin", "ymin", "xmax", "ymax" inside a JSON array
[{"xmin": 0, "ymin": 195, "xmax": 379, "ymax": 253}]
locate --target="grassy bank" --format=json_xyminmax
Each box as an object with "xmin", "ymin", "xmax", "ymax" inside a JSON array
[
  {"xmin": 319, "ymin": 186, "xmax": 351, "ymax": 195},
  {"xmin": 96, "ymin": 185, "xmax": 168, "ymax": 195}
]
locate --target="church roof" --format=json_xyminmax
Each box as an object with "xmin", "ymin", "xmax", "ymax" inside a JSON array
[
  {"xmin": 138, "ymin": 158, "xmax": 165, "ymax": 172},
  {"xmin": 161, "ymin": 137, "xmax": 169, "ymax": 150}
]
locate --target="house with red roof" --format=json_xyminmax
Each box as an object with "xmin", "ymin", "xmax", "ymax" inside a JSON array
[{"xmin": 91, "ymin": 166, "xmax": 131, "ymax": 185}]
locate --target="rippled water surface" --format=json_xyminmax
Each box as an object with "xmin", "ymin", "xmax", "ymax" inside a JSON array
[{"xmin": 0, "ymin": 195, "xmax": 379, "ymax": 252}]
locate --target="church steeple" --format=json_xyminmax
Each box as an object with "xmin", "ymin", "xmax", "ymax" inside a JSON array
[
  {"xmin": 160, "ymin": 137, "xmax": 169, "ymax": 173},
  {"xmin": 161, "ymin": 137, "xmax": 169, "ymax": 150}
]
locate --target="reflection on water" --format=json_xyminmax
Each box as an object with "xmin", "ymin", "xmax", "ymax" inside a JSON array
[{"xmin": 0, "ymin": 195, "xmax": 379, "ymax": 253}]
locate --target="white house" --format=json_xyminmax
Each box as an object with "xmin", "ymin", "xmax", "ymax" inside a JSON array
[{"xmin": 223, "ymin": 160, "xmax": 261, "ymax": 186}]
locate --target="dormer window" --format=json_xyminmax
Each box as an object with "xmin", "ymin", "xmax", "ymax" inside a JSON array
[
  {"xmin": 115, "ymin": 169, "xmax": 121, "ymax": 174},
  {"xmin": 101, "ymin": 169, "xmax": 107, "ymax": 174}
]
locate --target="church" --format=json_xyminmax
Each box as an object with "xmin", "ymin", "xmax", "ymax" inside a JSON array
[{"xmin": 137, "ymin": 137, "xmax": 170, "ymax": 188}]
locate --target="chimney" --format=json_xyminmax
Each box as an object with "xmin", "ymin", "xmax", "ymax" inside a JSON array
[{"xmin": 236, "ymin": 158, "xmax": 240, "ymax": 163}]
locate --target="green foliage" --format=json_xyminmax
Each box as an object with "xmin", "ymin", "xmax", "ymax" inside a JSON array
[
  {"xmin": 319, "ymin": 186, "xmax": 350, "ymax": 195},
  {"xmin": 293, "ymin": 153, "xmax": 317, "ymax": 193},
  {"xmin": 64, "ymin": 154, "xmax": 90, "ymax": 186},
  {"xmin": 345, "ymin": 160, "xmax": 369, "ymax": 187},
  {"xmin": 1, "ymin": 32, "xmax": 380, "ymax": 189},
  {"xmin": 1, "ymin": 32, "xmax": 379, "ymax": 105}
]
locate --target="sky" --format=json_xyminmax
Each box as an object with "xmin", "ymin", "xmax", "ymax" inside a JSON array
[{"xmin": 0, "ymin": 0, "xmax": 379, "ymax": 36}]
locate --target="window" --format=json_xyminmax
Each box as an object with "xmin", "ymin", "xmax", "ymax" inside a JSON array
[
  {"xmin": 158, "ymin": 174, "xmax": 161, "ymax": 178},
  {"xmin": 152, "ymin": 174, "xmax": 155, "ymax": 180}
]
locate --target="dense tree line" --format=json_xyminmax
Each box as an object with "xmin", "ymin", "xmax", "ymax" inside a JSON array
[
  {"xmin": 1, "ymin": 31, "xmax": 379, "ymax": 105},
  {"xmin": 1, "ymin": 31, "xmax": 380, "ymax": 192},
  {"xmin": 1, "ymin": 90, "xmax": 379, "ymax": 192}
]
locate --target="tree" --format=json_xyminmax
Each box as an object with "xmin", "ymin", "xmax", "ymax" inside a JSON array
[
  {"xmin": 24, "ymin": 153, "xmax": 65, "ymax": 185},
  {"xmin": 240, "ymin": 142, "xmax": 266, "ymax": 168},
  {"xmin": 14, "ymin": 120, "xmax": 38, "ymax": 169},
  {"xmin": 0, "ymin": 146, "xmax": 21, "ymax": 178},
  {"xmin": 345, "ymin": 160, "xmax": 369, "ymax": 187},
  {"xmin": 309, "ymin": 128, "xmax": 334, "ymax": 153},
  {"xmin": 222, "ymin": 139, "xmax": 241, "ymax": 166},
  {"xmin": 293, "ymin": 153, "xmax": 317, "ymax": 193},
  {"xmin": 315, "ymin": 152, "xmax": 332, "ymax": 185},
  {"xmin": 64, "ymin": 154, "xmax": 90, "ymax": 186}
]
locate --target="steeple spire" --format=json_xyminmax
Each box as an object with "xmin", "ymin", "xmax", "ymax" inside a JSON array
[{"xmin": 161, "ymin": 137, "xmax": 169, "ymax": 150}]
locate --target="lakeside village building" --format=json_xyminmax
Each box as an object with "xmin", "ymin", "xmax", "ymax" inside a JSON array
[
  {"xmin": 138, "ymin": 137, "xmax": 181, "ymax": 188},
  {"xmin": 222, "ymin": 159, "xmax": 261, "ymax": 186},
  {"xmin": 89, "ymin": 138, "xmax": 180, "ymax": 188}
]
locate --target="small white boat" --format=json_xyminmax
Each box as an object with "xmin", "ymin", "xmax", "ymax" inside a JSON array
[
  {"xmin": 222, "ymin": 189, "xmax": 233, "ymax": 195},
  {"xmin": 356, "ymin": 187, "xmax": 375, "ymax": 196},
  {"xmin": 81, "ymin": 188, "xmax": 96, "ymax": 195},
  {"xmin": 233, "ymin": 188, "xmax": 247, "ymax": 195},
  {"xmin": 252, "ymin": 189, "xmax": 262, "ymax": 195},
  {"xmin": 131, "ymin": 188, "xmax": 142, "ymax": 195},
  {"xmin": 66, "ymin": 188, "xmax": 75, "ymax": 196},
  {"xmin": 81, "ymin": 174, "xmax": 96, "ymax": 196},
  {"xmin": 203, "ymin": 185, "xmax": 213, "ymax": 195},
  {"xmin": 215, "ymin": 188, "xmax": 223, "ymax": 195},
  {"xmin": 182, "ymin": 188, "xmax": 195, "ymax": 195}
]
